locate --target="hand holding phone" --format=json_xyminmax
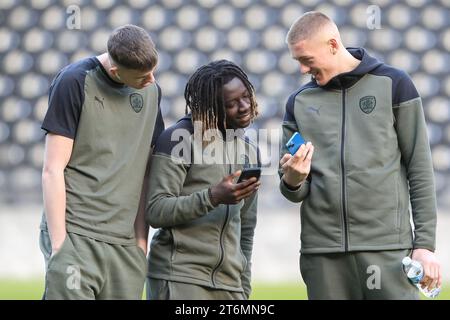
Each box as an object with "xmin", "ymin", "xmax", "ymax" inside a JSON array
[
  {"xmin": 281, "ymin": 132, "xmax": 314, "ymax": 188},
  {"xmin": 286, "ymin": 132, "xmax": 306, "ymax": 156},
  {"xmin": 237, "ymin": 167, "xmax": 261, "ymax": 183},
  {"xmin": 209, "ymin": 169, "xmax": 261, "ymax": 206}
]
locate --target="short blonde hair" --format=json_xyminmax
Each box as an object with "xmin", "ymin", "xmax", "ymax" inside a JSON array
[{"xmin": 286, "ymin": 11, "xmax": 333, "ymax": 45}]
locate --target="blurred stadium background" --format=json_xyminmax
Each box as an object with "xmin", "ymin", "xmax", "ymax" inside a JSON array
[{"xmin": 0, "ymin": 0, "xmax": 449, "ymax": 299}]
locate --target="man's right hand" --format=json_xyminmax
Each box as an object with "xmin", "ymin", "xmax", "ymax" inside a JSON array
[
  {"xmin": 280, "ymin": 141, "xmax": 314, "ymax": 188},
  {"xmin": 209, "ymin": 170, "xmax": 260, "ymax": 206}
]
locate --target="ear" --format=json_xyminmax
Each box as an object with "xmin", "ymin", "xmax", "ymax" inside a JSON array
[
  {"xmin": 328, "ymin": 38, "xmax": 339, "ymax": 55},
  {"xmin": 110, "ymin": 66, "xmax": 120, "ymax": 79}
]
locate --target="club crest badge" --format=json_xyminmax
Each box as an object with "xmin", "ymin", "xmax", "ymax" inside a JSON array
[
  {"xmin": 359, "ymin": 96, "xmax": 376, "ymax": 114},
  {"xmin": 130, "ymin": 93, "xmax": 144, "ymax": 113}
]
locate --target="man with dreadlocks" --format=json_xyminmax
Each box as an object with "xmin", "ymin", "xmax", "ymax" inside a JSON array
[{"xmin": 145, "ymin": 60, "xmax": 260, "ymax": 300}]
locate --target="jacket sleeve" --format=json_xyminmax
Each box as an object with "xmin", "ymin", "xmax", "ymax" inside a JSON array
[
  {"xmin": 279, "ymin": 92, "xmax": 311, "ymax": 202},
  {"xmin": 393, "ymin": 72, "xmax": 437, "ymax": 251},
  {"xmin": 145, "ymin": 153, "xmax": 215, "ymax": 228},
  {"xmin": 240, "ymin": 191, "xmax": 258, "ymax": 299}
]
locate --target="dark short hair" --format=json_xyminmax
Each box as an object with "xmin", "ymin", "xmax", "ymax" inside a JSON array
[
  {"xmin": 184, "ymin": 60, "xmax": 258, "ymax": 133},
  {"xmin": 107, "ymin": 24, "xmax": 158, "ymax": 71}
]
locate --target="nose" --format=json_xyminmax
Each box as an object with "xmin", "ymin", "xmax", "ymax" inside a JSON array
[
  {"xmin": 148, "ymin": 72, "xmax": 155, "ymax": 83},
  {"xmin": 142, "ymin": 72, "xmax": 156, "ymax": 87},
  {"xmin": 238, "ymin": 97, "xmax": 250, "ymax": 112},
  {"xmin": 300, "ymin": 64, "xmax": 310, "ymax": 74}
]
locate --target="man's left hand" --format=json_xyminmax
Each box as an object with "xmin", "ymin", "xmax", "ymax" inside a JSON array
[{"xmin": 411, "ymin": 248, "xmax": 441, "ymax": 291}]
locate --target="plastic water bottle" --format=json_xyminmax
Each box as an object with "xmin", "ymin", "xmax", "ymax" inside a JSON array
[{"xmin": 402, "ymin": 256, "xmax": 440, "ymax": 298}]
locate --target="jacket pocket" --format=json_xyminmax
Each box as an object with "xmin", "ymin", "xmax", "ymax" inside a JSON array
[
  {"xmin": 300, "ymin": 175, "xmax": 342, "ymax": 249},
  {"xmin": 239, "ymin": 247, "xmax": 248, "ymax": 272},
  {"xmin": 170, "ymin": 222, "xmax": 221, "ymax": 272},
  {"xmin": 39, "ymin": 230, "xmax": 52, "ymax": 262},
  {"xmin": 346, "ymin": 170, "xmax": 401, "ymax": 245},
  {"xmin": 347, "ymin": 171, "xmax": 398, "ymax": 213},
  {"xmin": 170, "ymin": 228, "xmax": 177, "ymax": 261}
]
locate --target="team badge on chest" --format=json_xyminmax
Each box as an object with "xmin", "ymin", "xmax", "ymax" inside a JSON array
[
  {"xmin": 359, "ymin": 96, "xmax": 376, "ymax": 114},
  {"xmin": 130, "ymin": 93, "xmax": 144, "ymax": 113}
]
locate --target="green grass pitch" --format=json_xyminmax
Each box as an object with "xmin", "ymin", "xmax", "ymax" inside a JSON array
[{"xmin": 0, "ymin": 279, "xmax": 448, "ymax": 300}]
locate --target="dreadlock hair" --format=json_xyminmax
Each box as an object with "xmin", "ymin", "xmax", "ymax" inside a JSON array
[{"xmin": 184, "ymin": 60, "xmax": 258, "ymax": 134}]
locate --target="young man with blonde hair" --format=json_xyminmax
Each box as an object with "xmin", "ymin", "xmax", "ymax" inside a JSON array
[{"xmin": 279, "ymin": 11, "xmax": 440, "ymax": 299}]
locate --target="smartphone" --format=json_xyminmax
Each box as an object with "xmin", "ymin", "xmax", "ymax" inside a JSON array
[
  {"xmin": 286, "ymin": 132, "xmax": 306, "ymax": 156},
  {"xmin": 237, "ymin": 167, "xmax": 261, "ymax": 183}
]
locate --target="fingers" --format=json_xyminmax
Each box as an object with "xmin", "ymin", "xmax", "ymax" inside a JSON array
[
  {"xmin": 235, "ymin": 189, "xmax": 257, "ymax": 202},
  {"xmin": 280, "ymin": 153, "xmax": 292, "ymax": 166},
  {"xmin": 282, "ymin": 142, "xmax": 314, "ymax": 168},
  {"xmin": 235, "ymin": 177, "xmax": 258, "ymax": 189},
  {"xmin": 292, "ymin": 142, "xmax": 313, "ymax": 163},
  {"xmin": 292, "ymin": 144, "xmax": 307, "ymax": 161},
  {"xmin": 305, "ymin": 144, "xmax": 314, "ymax": 161},
  {"xmin": 231, "ymin": 170, "xmax": 242, "ymax": 179},
  {"xmin": 237, "ymin": 179, "xmax": 260, "ymax": 194},
  {"xmin": 420, "ymin": 268, "xmax": 433, "ymax": 290},
  {"xmin": 418, "ymin": 256, "xmax": 441, "ymax": 291},
  {"xmin": 437, "ymin": 264, "xmax": 442, "ymax": 288},
  {"xmin": 234, "ymin": 182, "xmax": 260, "ymax": 202},
  {"xmin": 233, "ymin": 177, "xmax": 260, "ymax": 201},
  {"xmin": 428, "ymin": 265, "xmax": 438, "ymax": 291},
  {"xmin": 223, "ymin": 170, "xmax": 242, "ymax": 183},
  {"xmin": 234, "ymin": 179, "xmax": 260, "ymax": 196},
  {"xmin": 282, "ymin": 142, "xmax": 314, "ymax": 174},
  {"xmin": 425, "ymin": 262, "xmax": 441, "ymax": 291}
]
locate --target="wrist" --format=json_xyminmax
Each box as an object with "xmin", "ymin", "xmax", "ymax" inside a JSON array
[
  {"xmin": 50, "ymin": 232, "xmax": 67, "ymax": 252},
  {"xmin": 136, "ymin": 239, "xmax": 148, "ymax": 254},
  {"xmin": 282, "ymin": 176, "xmax": 304, "ymax": 190},
  {"xmin": 51, "ymin": 241, "xmax": 64, "ymax": 254},
  {"xmin": 208, "ymin": 187, "xmax": 219, "ymax": 207}
]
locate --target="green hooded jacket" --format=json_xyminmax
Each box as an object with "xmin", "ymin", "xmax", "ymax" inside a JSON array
[
  {"xmin": 146, "ymin": 115, "xmax": 259, "ymax": 298},
  {"xmin": 280, "ymin": 48, "xmax": 437, "ymax": 254}
]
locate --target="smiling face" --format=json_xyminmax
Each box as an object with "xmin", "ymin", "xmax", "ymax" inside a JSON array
[
  {"xmin": 223, "ymin": 77, "xmax": 253, "ymax": 129},
  {"xmin": 289, "ymin": 36, "xmax": 338, "ymax": 86}
]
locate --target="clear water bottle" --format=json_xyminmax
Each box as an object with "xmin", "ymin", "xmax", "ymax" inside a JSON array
[{"xmin": 402, "ymin": 256, "xmax": 440, "ymax": 298}]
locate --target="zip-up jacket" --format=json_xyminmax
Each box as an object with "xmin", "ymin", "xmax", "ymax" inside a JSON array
[
  {"xmin": 146, "ymin": 115, "xmax": 259, "ymax": 298},
  {"xmin": 279, "ymin": 48, "xmax": 437, "ymax": 254}
]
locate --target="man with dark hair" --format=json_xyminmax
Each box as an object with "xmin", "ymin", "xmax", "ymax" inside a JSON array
[
  {"xmin": 40, "ymin": 24, "xmax": 164, "ymax": 299},
  {"xmin": 279, "ymin": 12, "xmax": 441, "ymax": 299},
  {"xmin": 146, "ymin": 60, "xmax": 260, "ymax": 300}
]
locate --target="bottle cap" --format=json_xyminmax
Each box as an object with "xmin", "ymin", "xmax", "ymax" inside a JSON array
[{"xmin": 402, "ymin": 256, "xmax": 412, "ymax": 266}]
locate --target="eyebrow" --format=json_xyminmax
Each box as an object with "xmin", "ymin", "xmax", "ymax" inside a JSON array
[
  {"xmin": 138, "ymin": 67, "xmax": 157, "ymax": 79},
  {"xmin": 295, "ymin": 56, "xmax": 313, "ymax": 61},
  {"xmin": 225, "ymin": 90, "xmax": 250, "ymax": 103},
  {"xmin": 137, "ymin": 71, "xmax": 154, "ymax": 79}
]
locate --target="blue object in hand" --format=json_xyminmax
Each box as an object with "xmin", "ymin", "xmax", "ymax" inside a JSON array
[{"xmin": 286, "ymin": 132, "xmax": 306, "ymax": 156}]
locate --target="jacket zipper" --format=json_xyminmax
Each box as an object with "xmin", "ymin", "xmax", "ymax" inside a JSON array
[
  {"xmin": 341, "ymin": 88, "xmax": 349, "ymax": 252},
  {"xmin": 211, "ymin": 203, "xmax": 230, "ymax": 286},
  {"xmin": 211, "ymin": 159, "xmax": 233, "ymax": 286}
]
